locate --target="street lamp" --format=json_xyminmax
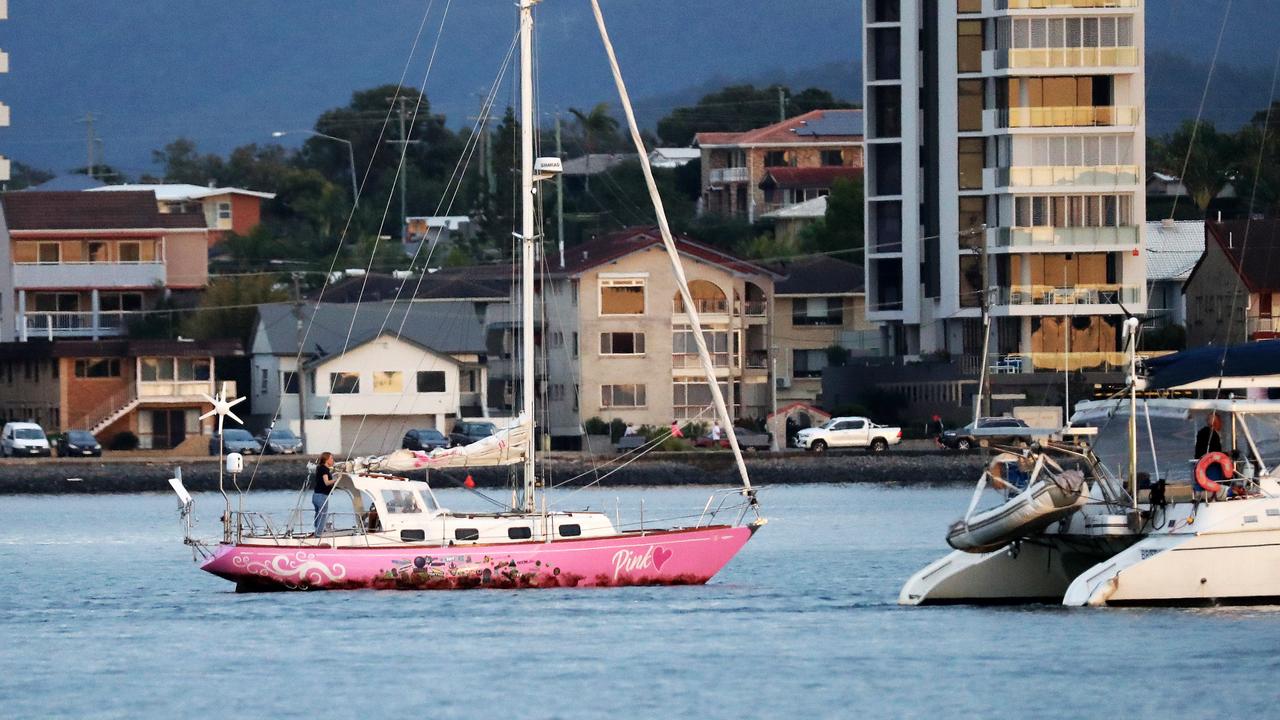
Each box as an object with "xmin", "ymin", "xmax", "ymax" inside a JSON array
[{"xmin": 272, "ymin": 130, "xmax": 358, "ymax": 207}]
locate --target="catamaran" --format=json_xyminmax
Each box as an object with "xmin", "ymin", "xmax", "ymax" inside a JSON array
[
  {"xmin": 169, "ymin": 0, "xmax": 765, "ymax": 591},
  {"xmin": 902, "ymin": 334, "xmax": 1280, "ymax": 607}
]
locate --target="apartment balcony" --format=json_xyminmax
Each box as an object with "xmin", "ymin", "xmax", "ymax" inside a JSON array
[
  {"xmin": 745, "ymin": 350, "xmax": 770, "ymax": 370},
  {"xmin": 673, "ymin": 298, "xmax": 729, "ymax": 315},
  {"xmin": 21, "ymin": 310, "xmax": 146, "ymax": 339},
  {"xmin": 14, "ymin": 261, "xmax": 166, "ymax": 290},
  {"xmin": 1249, "ymin": 316, "xmax": 1278, "ymax": 340},
  {"xmin": 992, "ymin": 165, "xmax": 1141, "ymax": 190},
  {"xmin": 988, "ymin": 47, "xmax": 1139, "ymax": 72},
  {"xmin": 991, "ymin": 105, "xmax": 1138, "ymax": 130},
  {"xmin": 994, "ymin": 284, "xmax": 1141, "ymax": 312},
  {"xmin": 709, "ymin": 167, "xmax": 750, "ymax": 185},
  {"xmin": 999, "ymin": 351, "xmax": 1140, "ymax": 374},
  {"xmin": 990, "ymin": 225, "xmax": 1139, "ymax": 252},
  {"xmin": 995, "ymin": 0, "xmax": 1138, "ymax": 9},
  {"xmin": 672, "ymin": 353, "xmax": 732, "ymax": 372}
]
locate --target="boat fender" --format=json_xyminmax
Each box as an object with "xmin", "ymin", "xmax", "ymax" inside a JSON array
[{"xmin": 1194, "ymin": 452, "xmax": 1233, "ymax": 493}]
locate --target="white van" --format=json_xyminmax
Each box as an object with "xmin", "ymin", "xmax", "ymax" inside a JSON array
[{"xmin": 1, "ymin": 422, "xmax": 52, "ymax": 457}]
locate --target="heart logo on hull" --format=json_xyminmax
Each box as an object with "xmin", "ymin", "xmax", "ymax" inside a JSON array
[{"xmin": 653, "ymin": 546, "xmax": 672, "ymax": 571}]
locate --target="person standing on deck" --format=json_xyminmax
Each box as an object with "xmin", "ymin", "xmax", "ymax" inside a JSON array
[
  {"xmin": 1194, "ymin": 413, "xmax": 1223, "ymax": 459},
  {"xmin": 312, "ymin": 451, "xmax": 336, "ymax": 534}
]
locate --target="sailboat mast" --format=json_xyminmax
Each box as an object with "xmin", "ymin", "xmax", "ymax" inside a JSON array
[{"xmin": 519, "ymin": 0, "xmax": 538, "ymax": 512}]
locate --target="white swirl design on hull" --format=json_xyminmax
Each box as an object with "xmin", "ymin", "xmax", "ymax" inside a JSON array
[{"xmin": 232, "ymin": 551, "xmax": 347, "ymax": 586}]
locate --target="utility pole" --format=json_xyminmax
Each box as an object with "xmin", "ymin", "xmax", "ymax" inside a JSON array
[
  {"xmin": 78, "ymin": 113, "xmax": 98, "ymax": 179},
  {"xmin": 555, "ymin": 113, "xmax": 565, "ymax": 269},
  {"xmin": 291, "ymin": 272, "xmax": 308, "ymax": 451},
  {"xmin": 385, "ymin": 96, "xmax": 421, "ymax": 244},
  {"xmin": 777, "ymin": 87, "xmax": 788, "ymax": 123}
]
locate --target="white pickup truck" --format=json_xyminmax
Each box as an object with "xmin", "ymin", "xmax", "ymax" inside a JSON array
[{"xmin": 795, "ymin": 416, "xmax": 903, "ymax": 453}]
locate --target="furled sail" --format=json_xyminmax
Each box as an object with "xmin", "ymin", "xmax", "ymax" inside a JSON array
[{"xmin": 346, "ymin": 417, "xmax": 531, "ymax": 473}]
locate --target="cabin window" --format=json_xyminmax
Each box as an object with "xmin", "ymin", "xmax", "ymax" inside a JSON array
[
  {"xmin": 330, "ymin": 372, "xmax": 360, "ymax": 394},
  {"xmin": 454, "ymin": 528, "xmax": 480, "ymax": 541},
  {"xmin": 508, "ymin": 527, "xmax": 532, "ymax": 540},
  {"xmin": 381, "ymin": 489, "xmax": 421, "ymax": 514},
  {"xmin": 373, "ymin": 371, "xmax": 403, "ymax": 394},
  {"xmin": 599, "ymin": 278, "xmax": 646, "ymax": 315},
  {"xmin": 558, "ymin": 524, "xmax": 582, "ymax": 537},
  {"xmin": 417, "ymin": 371, "xmax": 446, "ymax": 393}
]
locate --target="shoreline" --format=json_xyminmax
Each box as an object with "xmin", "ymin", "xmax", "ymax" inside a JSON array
[{"xmin": 0, "ymin": 450, "xmax": 984, "ymax": 495}]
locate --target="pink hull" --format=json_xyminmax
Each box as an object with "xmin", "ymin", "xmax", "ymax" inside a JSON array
[{"xmin": 201, "ymin": 525, "xmax": 756, "ymax": 591}]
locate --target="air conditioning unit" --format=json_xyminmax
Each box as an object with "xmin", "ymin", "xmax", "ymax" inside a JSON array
[{"xmin": 776, "ymin": 377, "xmax": 791, "ymax": 390}]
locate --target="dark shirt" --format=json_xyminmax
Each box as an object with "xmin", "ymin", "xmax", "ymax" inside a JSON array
[
  {"xmin": 313, "ymin": 464, "xmax": 334, "ymax": 495},
  {"xmin": 1194, "ymin": 427, "xmax": 1222, "ymax": 459}
]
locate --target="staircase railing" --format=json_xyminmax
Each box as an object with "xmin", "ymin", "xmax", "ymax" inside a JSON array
[{"xmin": 75, "ymin": 386, "xmax": 139, "ymax": 433}]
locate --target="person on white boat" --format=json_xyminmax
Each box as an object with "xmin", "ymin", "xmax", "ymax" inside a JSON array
[
  {"xmin": 312, "ymin": 451, "xmax": 336, "ymax": 534},
  {"xmin": 1194, "ymin": 413, "xmax": 1223, "ymax": 458}
]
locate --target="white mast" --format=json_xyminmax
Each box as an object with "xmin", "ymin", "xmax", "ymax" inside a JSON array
[{"xmin": 519, "ymin": 0, "xmax": 538, "ymax": 512}]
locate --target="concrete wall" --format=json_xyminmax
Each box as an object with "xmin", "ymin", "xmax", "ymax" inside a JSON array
[{"xmin": 164, "ymin": 230, "xmax": 209, "ymax": 289}]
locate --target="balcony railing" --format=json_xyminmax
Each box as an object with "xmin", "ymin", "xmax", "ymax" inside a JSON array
[
  {"xmin": 997, "ymin": 0, "xmax": 1138, "ymax": 8},
  {"xmin": 992, "ymin": 225, "xmax": 1139, "ymax": 249},
  {"xmin": 709, "ymin": 167, "xmax": 750, "ymax": 184},
  {"xmin": 673, "ymin": 298, "xmax": 730, "ymax": 314},
  {"xmin": 21, "ymin": 310, "xmax": 145, "ymax": 338},
  {"xmin": 672, "ymin": 353, "xmax": 732, "ymax": 370},
  {"xmin": 745, "ymin": 350, "xmax": 769, "ymax": 369},
  {"xmin": 1002, "ymin": 351, "xmax": 1170, "ymax": 373},
  {"xmin": 998, "ymin": 165, "xmax": 1141, "ymax": 189},
  {"xmin": 996, "ymin": 47, "xmax": 1140, "ymax": 70},
  {"xmin": 997, "ymin": 284, "xmax": 1141, "ymax": 307},
  {"xmin": 1249, "ymin": 316, "xmax": 1278, "ymax": 338},
  {"xmin": 997, "ymin": 105, "xmax": 1138, "ymax": 129},
  {"xmin": 13, "ymin": 261, "xmax": 166, "ymax": 290}
]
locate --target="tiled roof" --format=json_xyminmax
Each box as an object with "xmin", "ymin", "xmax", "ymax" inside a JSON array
[
  {"xmin": 557, "ymin": 226, "xmax": 775, "ymax": 278},
  {"xmin": 1, "ymin": 191, "xmax": 177, "ymax": 231},
  {"xmin": 773, "ymin": 256, "xmax": 864, "ymax": 295},
  {"xmin": 759, "ymin": 166, "xmax": 862, "ymax": 189},
  {"xmin": 311, "ymin": 267, "xmax": 510, "ymax": 303},
  {"xmin": 1200, "ymin": 219, "xmax": 1280, "ymax": 292},
  {"xmin": 694, "ymin": 110, "xmax": 864, "ymax": 147},
  {"xmin": 1144, "ymin": 220, "xmax": 1204, "ymax": 282},
  {"xmin": 0, "ymin": 338, "xmax": 243, "ymax": 361}
]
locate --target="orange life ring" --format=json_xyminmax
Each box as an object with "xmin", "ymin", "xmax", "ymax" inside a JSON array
[{"xmin": 1195, "ymin": 452, "xmax": 1233, "ymax": 493}]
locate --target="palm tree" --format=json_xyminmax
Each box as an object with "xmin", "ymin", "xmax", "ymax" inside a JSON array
[{"xmin": 570, "ymin": 103, "xmax": 621, "ymax": 191}]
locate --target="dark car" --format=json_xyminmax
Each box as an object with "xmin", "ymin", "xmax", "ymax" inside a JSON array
[
  {"xmin": 402, "ymin": 428, "xmax": 449, "ymax": 452},
  {"xmin": 939, "ymin": 417, "xmax": 1030, "ymax": 450},
  {"xmin": 56, "ymin": 429, "xmax": 102, "ymax": 457},
  {"xmin": 693, "ymin": 426, "xmax": 773, "ymax": 452},
  {"xmin": 449, "ymin": 421, "xmax": 497, "ymax": 448},
  {"xmin": 210, "ymin": 428, "xmax": 263, "ymax": 456},
  {"xmin": 255, "ymin": 428, "xmax": 304, "ymax": 455}
]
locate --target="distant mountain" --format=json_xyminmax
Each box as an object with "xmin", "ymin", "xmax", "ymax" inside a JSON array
[{"xmin": 1145, "ymin": 51, "xmax": 1277, "ymax": 136}]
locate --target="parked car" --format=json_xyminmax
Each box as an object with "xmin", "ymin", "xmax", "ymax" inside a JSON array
[
  {"xmin": 693, "ymin": 426, "xmax": 773, "ymax": 452},
  {"xmin": 255, "ymin": 428, "xmax": 304, "ymax": 455},
  {"xmin": 939, "ymin": 416, "xmax": 1031, "ymax": 450},
  {"xmin": 449, "ymin": 421, "xmax": 497, "ymax": 447},
  {"xmin": 402, "ymin": 428, "xmax": 449, "ymax": 452},
  {"xmin": 795, "ymin": 416, "xmax": 902, "ymax": 453},
  {"xmin": 209, "ymin": 428, "xmax": 263, "ymax": 456},
  {"xmin": 1, "ymin": 422, "xmax": 52, "ymax": 457},
  {"xmin": 56, "ymin": 429, "xmax": 102, "ymax": 457}
]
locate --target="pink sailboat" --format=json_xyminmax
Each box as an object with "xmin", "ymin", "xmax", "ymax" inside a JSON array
[{"xmin": 170, "ymin": 0, "xmax": 765, "ymax": 592}]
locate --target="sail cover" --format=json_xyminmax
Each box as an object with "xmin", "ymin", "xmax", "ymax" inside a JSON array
[
  {"xmin": 350, "ymin": 417, "xmax": 531, "ymax": 472},
  {"xmin": 1142, "ymin": 340, "xmax": 1280, "ymax": 390}
]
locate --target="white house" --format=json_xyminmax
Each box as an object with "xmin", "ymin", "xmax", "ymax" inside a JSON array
[
  {"xmin": 1145, "ymin": 219, "xmax": 1204, "ymax": 329},
  {"xmin": 250, "ymin": 301, "xmax": 489, "ymax": 454}
]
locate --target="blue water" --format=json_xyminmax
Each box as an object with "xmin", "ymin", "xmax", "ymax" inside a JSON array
[{"xmin": 2, "ymin": 484, "xmax": 1278, "ymax": 719}]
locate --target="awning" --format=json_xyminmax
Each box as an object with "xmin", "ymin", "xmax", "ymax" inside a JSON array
[{"xmin": 1141, "ymin": 340, "xmax": 1280, "ymax": 390}]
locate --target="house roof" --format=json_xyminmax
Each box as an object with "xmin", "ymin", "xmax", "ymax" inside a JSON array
[
  {"xmin": 694, "ymin": 110, "xmax": 864, "ymax": 147},
  {"xmin": 649, "ymin": 148, "xmax": 700, "ymax": 161},
  {"xmin": 310, "ymin": 267, "xmax": 510, "ymax": 304},
  {"xmin": 25, "ymin": 175, "xmax": 107, "ymax": 192},
  {"xmin": 89, "ymin": 183, "xmax": 276, "ymax": 201},
  {"xmin": 255, "ymin": 301, "xmax": 486, "ymax": 361},
  {"xmin": 1144, "ymin": 220, "xmax": 1205, "ymax": 282},
  {"xmin": 1, "ymin": 191, "xmax": 205, "ymax": 231},
  {"xmin": 556, "ymin": 226, "xmax": 777, "ymax": 278},
  {"xmin": 0, "ymin": 338, "xmax": 242, "ymax": 361},
  {"xmin": 761, "ymin": 196, "xmax": 829, "ymax": 221},
  {"xmin": 561, "ymin": 154, "xmax": 635, "ymax": 177},
  {"xmin": 759, "ymin": 166, "xmax": 862, "ymax": 190},
  {"xmin": 773, "ymin": 255, "xmax": 865, "ymax": 296},
  {"xmin": 1196, "ymin": 219, "xmax": 1280, "ymax": 292}
]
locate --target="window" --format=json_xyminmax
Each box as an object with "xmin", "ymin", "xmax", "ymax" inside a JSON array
[
  {"xmin": 37, "ymin": 243, "xmax": 60, "ymax": 264},
  {"xmin": 549, "ymin": 384, "xmax": 566, "ymax": 402},
  {"xmin": 177, "ymin": 358, "xmax": 211, "ymax": 381},
  {"xmin": 74, "ymin": 358, "xmax": 121, "ymax": 378},
  {"xmin": 673, "ymin": 381, "xmax": 730, "ymax": 419},
  {"xmin": 958, "ymin": 79, "xmax": 984, "ymax": 132},
  {"xmin": 454, "ymin": 528, "xmax": 480, "ymax": 541},
  {"xmin": 508, "ymin": 527, "xmax": 533, "ymax": 540},
  {"xmin": 373, "ymin": 371, "xmax": 403, "ymax": 394},
  {"xmin": 572, "ymin": 332, "xmax": 579, "ymax": 358},
  {"xmin": 417, "ymin": 371, "xmax": 446, "ymax": 393},
  {"xmin": 820, "ymin": 150, "xmax": 843, "ymax": 167},
  {"xmin": 558, "ymin": 524, "xmax": 582, "ymax": 537},
  {"xmin": 673, "ymin": 329, "xmax": 730, "ymax": 367},
  {"xmin": 599, "ymin": 332, "xmax": 645, "ymax": 355},
  {"xmin": 957, "ymin": 19, "xmax": 983, "ymax": 73},
  {"xmin": 330, "ymin": 372, "xmax": 360, "ymax": 394},
  {"xmin": 792, "ymin": 298, "xmax": 843, "ymax": 326},
  {"xmin": 601, "ymin": 384, "xmax": 646, "ymax": 408},
  {"xmin": 100, "ymin": 293, "xmax": 143, "ymax": 312},
  {"xmin": 957, "ymin": 0, "xmax": 981, "ymax": 12},
  {"xmin": 549, "ymin": 331, "xmax": 564, "ymax": 348},
  {"xmin": 33, "ymin": 293, "xmax": 79, "ymax": 312},
  {"xmin": 959, "ymin": 255, "xmax": 983, "ymax": 309},
  {"xmin": 282, "ymin": 371, "xmax": 300, "ymax": 395},
  {"xmin": 958, "ymin": 197, "xmax": 986, "ymax": 248},
  {"xmin": 87, "ymin": 242, "xmax": 108, "ymax": 262},
  {"xmin": 764, "ymin": 150, "xmax": 787, "ymax": 167},
  {"xmin": 793, "ymin": 349, "xmax": 828, "ymax": 378},
  {"xmin": 381, "ymin": 489, "xmax": 421, "ymax": 514},
  {"xmin": 260, "ymin": 367, "xmax": 269, "ymax": 394},
  {"xmin": 600, "ymin": 278, "xmax": 646, "ymax": 315},
  {"xmin": 118, "ymin": 242, "xmax": 141, "ymax": 263},
  {"xmin": 958, "ymin": 138, "xmax": 984, "ymax": 190},
  {"xmin": 141, "ymin": 358, "xmax": 175, "ymax": 382},
  {"xmin": 1013, "ymin": 194, "xmax": 1132, "ymax": 228},
  {"xmin": 217, "ymin": 202, "xmax": 233, "ymax": 220}
]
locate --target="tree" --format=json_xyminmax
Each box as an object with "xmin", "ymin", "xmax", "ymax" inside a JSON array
[
  {"xmin": 180, "ymin": 276, "xmax": 287, "ymax": 343},
  {"xmin": 797, "ymin": 177, "xmax": 865, "ymax": 259},
  {"xmin": 1149, "ymin": 120, "xmax": 1234, "ymax": 211},
  {"xmin": 153, "ymin": 138, "xmax": 224, "ymax": 185},
  {"xmin": 657, "ymin": 84, "xmax": 855, "ymax": 146},
  {"xmin": 569, "ymin": 103, "xmax": 623, "ymax": 154},
  {"xmin": 4, "ymin": 162, "xmax": 54, "ymax": 190}
]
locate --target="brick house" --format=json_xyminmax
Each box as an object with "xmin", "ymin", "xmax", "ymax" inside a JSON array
[
  {"xmin": 1184, "ymin": 219, "xmax": 1280, "ymax": 347},
  {"xmin": 0, "ymin": 191, "xmax": 210, "ymax": 342},
  {"xmin": 0, "ymin": 338, "xmax": 242, "ymax": 449},
  {"xmin": 696, "ymin": 109, "xmax": 864, "ymax": 222}
]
